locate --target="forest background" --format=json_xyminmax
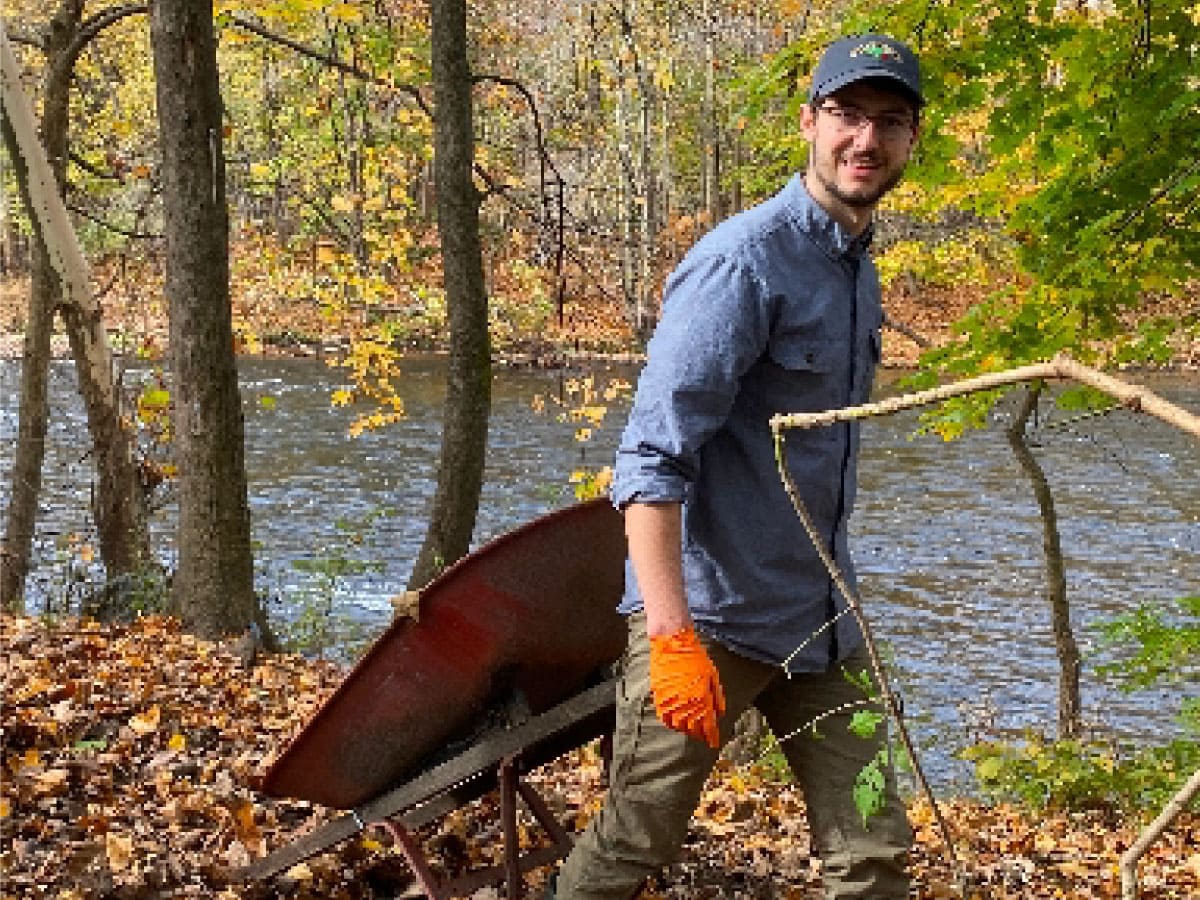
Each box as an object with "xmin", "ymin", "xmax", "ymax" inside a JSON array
[
  {"xmin": 2, "ymin": 0, "xmax": 1199, "ymax": 897},
  {"xmin": 2, "ymin": 0, "xmax": 1194, "ymax": 371}
]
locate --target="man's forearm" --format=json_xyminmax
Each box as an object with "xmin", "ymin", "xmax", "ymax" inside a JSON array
[{"xmin": 624, "ymin": 501, "xmax": 691, "ymax": 637}]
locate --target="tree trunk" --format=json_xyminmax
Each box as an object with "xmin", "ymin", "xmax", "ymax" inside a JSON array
[
  {"xmin": 59, "ymin": 295, "xmax": 156, "ymax": 615},
  {"xmin": 1007, "ymin": 385, "xmax": 1082, "ymax": 739},
  {"xmin": 1, "ymin": 8, "xmax": 152, "ymax": 613},
  {"xmin": 659, "ymin": 79, "xmax": 673, "ymax": 268},
  {"xmin": 150, "ymin": 0, "xmax": 259, "ymax": 639},
  {"xmin": 730, "ymin": 126, "xmax": 743, "ymax": 214},
  {"xmin": 407, "ymin": 0, "xmax": 491, "ymax": 590},
  {"xmin": 612, "ymin": 0, "xmax": 655, "ymax": 338},
  {"xmin": 0, "ymin": 108, "xmax": 55, "ymax": 610},
  {"xmin": 630, "ymin": 2, "xmax": 655, "ymax": 341},
  {"xmin": 701, "ymin": 0, "xmax": 719, "ymax": 227},
  {"xmin": 615, "ymin": 55, "xmax": 636, "ymax": 328}
]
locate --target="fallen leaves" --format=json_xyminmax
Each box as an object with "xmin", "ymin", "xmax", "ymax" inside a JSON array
[
  {"xmin": 2, "ymin": 612, "xmax": 1197, "ymax": 898},
  {"xmin": 1, "ymin": 613, "xmax": 343, "ymax": 897}
]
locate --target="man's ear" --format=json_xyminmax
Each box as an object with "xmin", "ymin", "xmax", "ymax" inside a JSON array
[
  {"xmin": 800, "ymin": 102, "xmax": 817, "ymax": 141},
  {"xmin": 902, "ymin": 121, "xmax": 921, "ymax": 154}
]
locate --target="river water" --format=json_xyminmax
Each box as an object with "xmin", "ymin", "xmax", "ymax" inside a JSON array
[{"xmin": 2, "ymin": 355, "xmax": 1197, "ymax": 791}]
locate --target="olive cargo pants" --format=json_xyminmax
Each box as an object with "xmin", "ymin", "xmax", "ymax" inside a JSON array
[{"xmin": 554, "ymin": 614, "xmax": 911, "ymax": 899}]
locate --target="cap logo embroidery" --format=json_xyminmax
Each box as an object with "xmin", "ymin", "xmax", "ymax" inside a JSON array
[{"xmin": 851, "ymin": 41, "xmax": 900, "ymax": 63}]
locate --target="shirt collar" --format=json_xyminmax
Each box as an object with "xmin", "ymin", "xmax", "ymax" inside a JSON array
[{"xmin": 786, "ymin": 174, "xmax": 875, "ymax": 260}]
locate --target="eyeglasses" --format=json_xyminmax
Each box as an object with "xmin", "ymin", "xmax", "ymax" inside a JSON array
[{"xmin": 817, "ymin": 104, "xmax": 915, "ymax": 140}]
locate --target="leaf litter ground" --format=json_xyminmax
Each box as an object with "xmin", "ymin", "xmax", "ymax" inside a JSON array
[{"xmin": 2, "ymin": 613, "xmax": 1197, "ymax": 899}]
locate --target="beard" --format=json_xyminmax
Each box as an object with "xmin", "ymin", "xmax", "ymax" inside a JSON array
[
  {"xmin": 811, "ymin": 141, "xmax": 902, "ymax": 210},
  {"xmin": 812, "ymin": 163, "xmax": 904, "ymax": 209}
]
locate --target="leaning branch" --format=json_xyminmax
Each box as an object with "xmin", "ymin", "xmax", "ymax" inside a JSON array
[
  {"xmin": 1121, "ymin": 767, "xmax": 1200, "ymax": 899},
  {"xmin": 771, "ymin": 355, "xmax": 1200, "ymax": 440},
  {"xmin": 771, "ymin": 431, "xmax": 962, "ymax": 888},
  {"xmin": 0, "ymin": 29, "xmax": 91, "ymax": 303}
]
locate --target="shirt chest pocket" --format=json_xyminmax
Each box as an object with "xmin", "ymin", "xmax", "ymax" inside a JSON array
[
  {"xmin": 767, "ymin": 337, "xmax": 839, "ymax": 372},
  {"xmin": 756, "ymin": 335, "xmax": 850, "ymax": 421}
]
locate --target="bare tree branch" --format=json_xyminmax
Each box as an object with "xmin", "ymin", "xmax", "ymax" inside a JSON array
[
  {"xmin": 882, "ymin": 310, "xmax": 932, "ymax": 348},
  {"xmin": 1, "ymin": 26, "xmax": 45, "ymax": 52},
  {"xmin": 225, "ymin": 14, "xmax": 431, "ymax": 116},
  {"xmin": 67, "ymin": 202, "xmax": 160, "ymax": 240},
  {"xmin": 773, "ymin": 356, "xmax": 1200, "ymax": 440},
  {"xmin": 69, "ymin": 150, "xmax": 122, "ymax": 180},
  {"xmin": 471, "ymin": 73, "xmax": 563, "ymax": 185},
  {"xmin": 67, "ymin": 4, "xmax": 148, "ymax": 64},
  {"xmin": 1122, "ymin": 767, "xmax": 1200, "ymax": 899}
]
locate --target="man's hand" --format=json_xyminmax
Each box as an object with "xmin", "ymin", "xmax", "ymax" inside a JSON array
[{"xmin": 648, "ymin": 627, "xmax": 726, "ymax": 748}]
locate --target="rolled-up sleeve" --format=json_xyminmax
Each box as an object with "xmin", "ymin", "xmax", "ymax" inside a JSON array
[{"xmin": 611, "ymin": 250, "xmax": 772, "ymax": 509}]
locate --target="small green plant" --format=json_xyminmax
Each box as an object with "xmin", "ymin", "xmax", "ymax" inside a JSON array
[
  {"xmin": 276, "ymin": 510, "xmax": 389, "ymax": 658},
  {"xmin": 841, "ymin": 665, "xmax": 911, "ymax": 826},
  {"xmin": 85, "ymin": 565, "xmax": 171, "ymax": 621},
  {"xmin": 961, "ymin": 734, "xmax": 1200, "ymax": 813},
  {"xmin": 757, "ymin": 663, "xmax": 908, "ymax": 826},
  {"xmin": 286, "ymin": 555, "xmax": 374, "ymax": 657},
  {"xmin": 853, "ymin": 748, "xmax": 890, "ymax": 826},
  {"xmin": 963, "ymin": 595, "xmax": 1199, "ymax": 814},
  {"xmin": 1097, "ymin": 595, "xmax": 1199, "ymax": 702}
]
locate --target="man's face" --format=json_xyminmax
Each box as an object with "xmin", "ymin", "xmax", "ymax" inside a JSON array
[{"xmin": 801, "ymin": 81, "xmax": 919, "ymax": 216}]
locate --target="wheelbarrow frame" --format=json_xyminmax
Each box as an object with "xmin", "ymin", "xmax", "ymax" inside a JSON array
[{"xmin": 241, "ymin": 678, "xmax": 617, "ymax": 897}]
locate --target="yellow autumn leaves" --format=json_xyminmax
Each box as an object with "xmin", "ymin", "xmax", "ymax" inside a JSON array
[
  {"xmin": 330, "ymin": 339, "xmax": 407, "ymax": 437},
  {"xmin": 531, "ymin": 374, "xmax": 632, "ymax": 500}
]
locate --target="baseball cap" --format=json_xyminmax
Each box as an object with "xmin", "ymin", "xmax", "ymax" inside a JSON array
[{"xmin": 809, "ymin": 34, "xmax": 923, "ymax": 107}]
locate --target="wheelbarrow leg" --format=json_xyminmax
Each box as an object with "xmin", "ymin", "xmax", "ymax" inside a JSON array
[
  {"xmin": 515, "ymin": 775, "xmax": 573, "ymax": 852},
  {"xmin": 599, "ymin": 732, "xmax": 614, "ymax": 787},
  {"xmin": 371, "ymin": 819, "xmax": 451, "ymax": 900},
  {"xmin": 500, "ymin": 755, "xmax": 521, "ymax": 900},
  {"xmin": 501, "ymin": 753, "xmax": 573, "ymax": 899},
  {"xmin": 367, "ymin": 755, "xmax": 574, "ymax": 900}
]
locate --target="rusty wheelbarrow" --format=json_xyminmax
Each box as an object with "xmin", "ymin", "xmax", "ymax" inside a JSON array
[{"xmin": 243, "ymin": 498, "xmax": 628, "ymax": 898}]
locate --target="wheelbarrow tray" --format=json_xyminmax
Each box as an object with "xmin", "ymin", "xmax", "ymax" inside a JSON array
[
  {"xmin": 258, "ymin": 498, "xmax": 628, "ymax": 811},
  {"xmin": 243, "ymin": 677, "xmax": 618, "ymax": 883}
]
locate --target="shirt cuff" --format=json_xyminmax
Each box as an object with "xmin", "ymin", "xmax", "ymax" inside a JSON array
[{"xmin": 611, "ymin": 452, "xmax": 691, "ymax": 510}]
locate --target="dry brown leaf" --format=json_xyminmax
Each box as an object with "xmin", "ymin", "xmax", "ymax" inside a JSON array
[
  {"xmin": 106, "ymin": 832, "xmax": 134, "ymax": 871},
  {"xmin": 128, "ymin": 704, "xmax": 161, "ymax": 736}
]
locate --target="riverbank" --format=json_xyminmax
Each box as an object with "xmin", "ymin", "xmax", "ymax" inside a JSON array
[
  {"xmin": 2, "ymin": 612, "xmax": 1196, "ymax": 899},
  {"xmin": 4, "ymin": 273, "xmax": 1196, "ymax": 371}
]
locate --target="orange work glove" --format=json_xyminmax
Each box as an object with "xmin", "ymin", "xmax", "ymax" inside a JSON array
[{"xmin": 648, "ymin": 627, "xmax": 726, "ymax": 749}]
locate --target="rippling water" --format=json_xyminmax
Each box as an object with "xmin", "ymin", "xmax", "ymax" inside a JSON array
[{"xmin": 2, "ymin": 356, "xmax": 1197, "ymax": 790}]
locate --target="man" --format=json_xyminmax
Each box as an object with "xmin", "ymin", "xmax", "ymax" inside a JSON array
[{"xmin": 551, "ymin": 34, "xmax": 923, "ymax": 899}]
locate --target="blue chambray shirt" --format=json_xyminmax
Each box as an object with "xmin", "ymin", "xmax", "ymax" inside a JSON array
[{"xmin": 611, "ymin": 174, "xmax": 882, "ymax": 673}]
